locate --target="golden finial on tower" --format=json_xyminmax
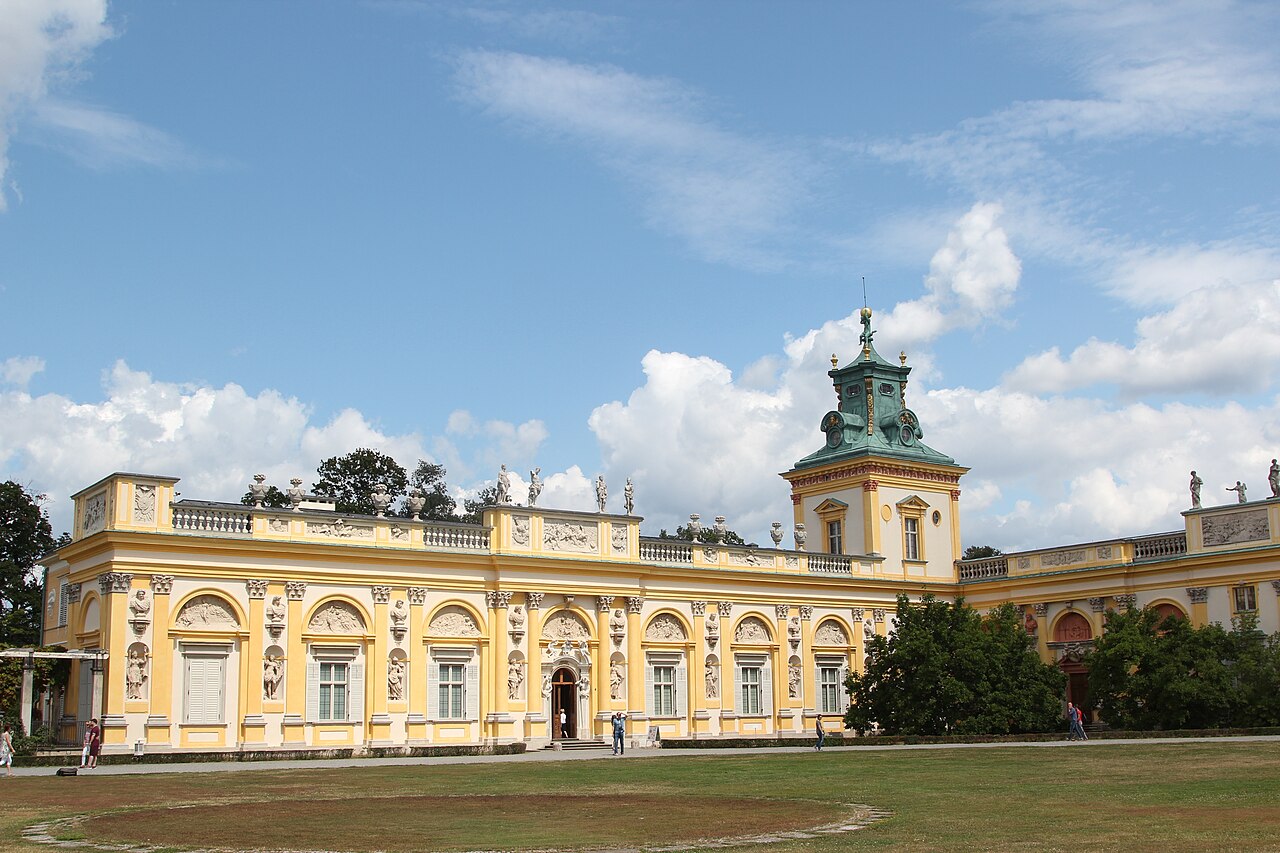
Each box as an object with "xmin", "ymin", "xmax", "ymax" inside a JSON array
[
  {"xmin": 899, "ymin": 351, "xmax": 907, "ymax": 366},
  {"xmin": 830, "ymin": 353, "xmax": 839, "ymax": 369}
]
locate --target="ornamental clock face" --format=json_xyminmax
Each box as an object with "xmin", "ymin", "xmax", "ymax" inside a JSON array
[{"xmin": 826, "ymin": 426, "xmax": 843, "ymax": 448}]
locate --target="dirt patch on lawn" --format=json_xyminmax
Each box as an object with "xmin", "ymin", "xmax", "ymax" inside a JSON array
[{"xmin": 68, "ymin": 794, "xmax": 879, "ymax": 853}]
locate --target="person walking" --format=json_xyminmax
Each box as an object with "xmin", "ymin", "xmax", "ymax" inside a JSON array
[
  {"xmin": 558, "ymin": 708, "xmax": 568, "ymax": 740},
  {"xmin": 0, "ymin": 724, "xmax": 13, "ymax": 777},
  {"xmin": 815, "ymin": 717, "xmax": 826, "ymax": 751},
  {"xmin": 1075, "ymin": 704, "xmax": 1089, "ymax": 740},
  {"xmin": 79, "ymin": 721, "xmax": 93, "ymax": 768},
  {"xmin": 612, "ymin": 712, "xmax": 626, "ymax": 755},
  {"xmin": 1066, "ymin": 702, "xmax": 1086, "ymax": 741},
  {"xmin": 86, "ymin": 719, "xmax": 101, "ymax": 768}
]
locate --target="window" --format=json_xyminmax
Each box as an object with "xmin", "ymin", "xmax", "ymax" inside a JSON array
[
  {"xmin": 57, "ymin": 582, "xmax": 70, "ymax": 627},
  {"xmin": 904, "ymin": 517, "xmax": 920, "ymax": 561},
  {"xmin": 184, "ymin": 654, "xmax": 226, "ymax": 724},
  {"xmin": 438, "ymin": 662, "xmax": 465, "ymax": 719},
  {"xmin": 1233, "ymin": 586, "xmax": 1257, "ymax": 613},
  {"xmin": 652, "ymin": 665, "xmax": 675, "ymax": 716},
  {"xmin": 819, "ymin": 666, "xmax": 842, "ymax": 714},
  {"xmin": 318, "ymin": 661, "xmax": 349, "ymax": 721},
  {"xmin": 827, "ymin": 520, "xmax": 843, "ymax": 555},
  {"xmin": 740, "ymin": 666, "xmax": 762, "ymax": 715}
]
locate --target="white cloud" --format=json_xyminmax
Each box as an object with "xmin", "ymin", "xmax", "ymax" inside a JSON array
[
  {"xmin": 30, "ymin": 98, "xmax": 196, "ymax": 169},
  {"xmin": 0, "ymin": 0, "xmax": 111, "ymax": 209},
  {"xmin": 452, "ymin": 50, "xmax": 817, "ymax": 270},
  {"xmin": 1006, "ymin": 278, "xmax": 1280, "ymax": 396},
  {"xmin": 1104, "ymin": 242, "xmax": 1280, "ymax": 306},
  {"xmin": 877, "ymin": 202, "xmax": 1021, "ymax": 346},
  {"xmin": 1, "ymin": 354, "xmax": 44, "ymax": 388}
]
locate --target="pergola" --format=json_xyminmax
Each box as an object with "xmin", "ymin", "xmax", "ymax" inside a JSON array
[{"xmin": 0, "ymin": 649, "xmax": 108, "ymax": 736}]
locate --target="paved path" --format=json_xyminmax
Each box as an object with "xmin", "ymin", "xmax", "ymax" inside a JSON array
[{"xmin": 10, "ymin": 734, "xmax": 1280, "ymax": 778}]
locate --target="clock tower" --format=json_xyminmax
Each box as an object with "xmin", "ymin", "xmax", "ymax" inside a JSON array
[{"xmin": 781, "ymin": 307, "xmax": 968, "ymax": 582}]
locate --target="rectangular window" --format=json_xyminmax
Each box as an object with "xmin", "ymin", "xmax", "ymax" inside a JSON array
[
  {"xmin": 904, "ymin": 517, "xmax": 920, "ymax": 561},
  {"xmin": 740, "ymin": 666, "xmax": 762, "ymax": 715},
  {"xmin": 438, "ymin": 662, "xmax": 465, "ymax": 719},
  {"xmin": 57, "ymin": 582, "xmax": 70, "ymax": 627},
  {"xmin": 184, "ymin": 654, "xmax": 226, "ymax": 724},
  {"xmin": 827, "ymin": 521, "xmax": 842, "ymax": 554},
  {"xmin": 819, "ymin": 666, "xmax": 841, "ymax": 714},
  {"xmin": 318, "ymin": 661, "xmax": 349, "ymax": 721},
  {"xmin": 652, "ymin": 665, "xmax": 675, "ymax": 717},
  {"xmin": 1233, "ymin": 586, "xmax": 1257, "ymax": 613}
]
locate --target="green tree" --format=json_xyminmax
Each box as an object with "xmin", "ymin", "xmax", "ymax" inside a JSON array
[
  {"xmin": 844, "ymin": 594, "xmax": 1063, "ymax": 735},
  {"xmin": 962, "ymin": 545, "xmax": 1003, "ymax": 560},
  {"xmin": 239, "ymin": 485, "xmax": 291, "ymax": 509},
  {"xmin": 404, "ymin": 461, "xmax": 457, "ymax": 520},
  {"xmin": 459, "ymin": 484, "xmax": 499, "ymax": 525},
  {"xmin": 313, "ymin": 449, "xmax": 409, "ymax": 515},
  {"xmin": 658, "ymin": 523, "xmax": 746, "ymax": 546},
  {"xmin": 0, "ymin": 645, "xmax": 70, "ymax": 724},
  {"xmin": 1, "ymin": 482, "xmax": 59, "ymax": 645}
]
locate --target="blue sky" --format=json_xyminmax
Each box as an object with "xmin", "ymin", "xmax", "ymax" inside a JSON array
[{"xmin": 2, "ymin": 0, "xmax": 1279, "ymax": 551}]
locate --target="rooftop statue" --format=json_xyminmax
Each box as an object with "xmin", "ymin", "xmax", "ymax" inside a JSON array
[
  {"xmin": 1189, "ymin": 470, "xmax": 1203, "ymax": 509},
  {"xmin": 1226, "ymin": 481, "xmax": 1247, "ymax": 504}
]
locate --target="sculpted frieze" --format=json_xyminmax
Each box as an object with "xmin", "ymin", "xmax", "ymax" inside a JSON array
[
  {"xmin": 133, "ymin": 485, "xmax": 156, "ymax": 525},
  {"xmin": 543, "ymin": 521, "xmax": 599, "ymax": 553},
  {"xmin": 175, "ymin": 595, "xmax": 239, "ymax": 629},
  {"xmin": 734, "ymin": 616, "xmax": 770, "ymax": 644},
  {"xmin": 1202, "ymin": 509, "xmax": 1270, "ymax": 546},
  {"xmin": 611, "ymin": 526, "xmax": 628, "ymax": 554},
  {"xmin": 83, "ymin": 493, "xmax": 106, "ymax": 535},
  {"xmin": 728, "ymin": 550, "xmax": 774, "ymax": 568},
  {"xmin": 1041, "ymin": 549, "xmax": 1087, "ymax": 568},
  {"xmin": 308, "ymin": 601, "xmax": 367, "ymax": 634},
  {"xmin": 429, "ymin": 605, "xmax": 481, "ymax": 638},
  {"xmin": 814, "ymin": 620, "xmax": 849, "ymax": 645},
  {"xmin": 512, "ymin": 515, "xmax": 531, "ymax": 547},
  {"xmin": 542, "ymin": 610, "xmax": 590, "ymax": 640},
  {"xmin": 306, "ymin": 519, "xmax": 374, "ymax": 540},
  {"xmin": 644, "ymin": 613, "xmax": 688, "ymax": 642}
]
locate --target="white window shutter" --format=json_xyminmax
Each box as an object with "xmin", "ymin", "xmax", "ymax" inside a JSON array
[
  {"xmin": 674, "ymin": 665, "xmax": 686, "ymax": 718},
  {"xmin": 761, "ymin": 664, "xmax": 773, "ymax": 716},
  {"xmin": 465, "ymin": 659, "xmax": 480, "ymax": 720},
  {"xmin": 427, "ymin": 660, "xmax": 439, "ymax": 719},
  {"xmin": 840, "ymin": 664, "xmax": 850, "ymax": 711},
  {"xmin": 733, "ymin": 665, "xmax": 742, "ymax": 714},
  {"xmin": 306, "ymin": 660, "xmax": 320, "ymax": 722},
  {"xmin": 644, "ymin": 665, "xmax": 655, "ymax": 717},
  {"xmin": 348, "ymin": 663, "xmax": 364, "ymax": 724},
  {"xmin": 184, "ymin": 658, "xmax": 203, "ymax": 723},
  {"xmin": 58, "ymin": 583, "xmax": 69, "ymax": 626}
]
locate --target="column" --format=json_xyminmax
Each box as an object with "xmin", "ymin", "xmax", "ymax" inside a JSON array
[
  {"xmin": 1032, "ymin": 604, "xmax": 1050, "ymax": 664},
  {"xmin": 863, "ymin": 481, "xmax": 882, "ymax": 555},
  {"xmin": 873, "ymin": 608, "xmax": 888, "ymax": 639},
  {"xmin": 949, "ymin": 489, "xmax": 963, "ymax": 564},
  {"xmin": 524, "ymin": 593, "xmax": 546, "ymax": 738},
  {"xmin": 851, "ymin": 608, "xmax": 866, "ymax": 674},
  {"xmin": 1187, "ymin": 587, "xmax": 1209, "ymax": 628},
  {"xmin": 626, "ymin": 596, "xmax": 645, "ymax": 738},
  {"xmin": 369, "ymin": 586, "xmax": 392, "ymax": 745},
  {"xmin": 594, "ymin": 596, "xmax": 612, "ymax": 739},
  {"xmin": 282, "ymin": 581, "xmax": 307, "ymax": 747},
  {"xmin": 98, "ymin": 572, "xmax": 132, "ymax": 750},
  {"xmin": 690, "ymin": 601, "xmax": 709, "ymax": 736},
  {"xmin": 799, "ymin": 605, "xmax": 814, "ymax": 731},
  {"xmin": 146, "ymin": 575, "xmax": 175, "ymax": 746},
  {"xmin": 775, "ymin": 604, "xmax": 791, "ymax": 734},
  {"xmin": 488, "ymin": 591, "xmax": 515, "ymax": 742},
  {"xmin": 717, "ymin": 601, "xmax": 735, "ymax": 734},
  {"xmin": 240, "ymin": 579, "xmax": 268, "ymax": 747},
  {"xmin": 1273, "ymin": 581, "xmax": 1280, "ymax": 628},
  {"xmin": 1087, "ymin": 597, "xmax": 1107, "ymax": 639},
  {"xmin": 405, "ymin": 587, "xmax": 428, "ymax": 742}
]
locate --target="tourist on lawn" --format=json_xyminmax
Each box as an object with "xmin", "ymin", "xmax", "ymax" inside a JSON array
[
  {"xmin": 1075, "ymin": 705, "xmax": 1089, "ymax": 740},
  {"xmin": 815, "ymin": 717, "xmax": 826, "ymax": 751},
  {"xmin": 0, "ymin": 724, "xmax": 13, "ymax": 776},
  {"xmin": 1067, "ymin": 703, "xmax": 1086, "ymax": 741},
  {"xmin": 612, "ymin": 712, "xmax": 626, "ymax": 755},
  {"xmin": 80, "ymin": 721, "xmax": 94, "ymax": 768}
]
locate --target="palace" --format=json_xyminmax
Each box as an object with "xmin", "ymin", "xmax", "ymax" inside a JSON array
[{"xmin": 39, "ymin": 308, "xmax": 1280, "ymax": 754}]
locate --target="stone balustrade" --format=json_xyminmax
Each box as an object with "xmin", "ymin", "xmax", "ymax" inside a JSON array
[
  {"xmin": 638, "ymin": 539, "xmax": 694, "ymax": 564},
  {"xmin": 1133, "ymin": 532, "xmax": 1187, "ymax": 560},
  {"xmin": 957, "ymin": 556, "xmax": 1009, "ymax": 581},
  {"xmin": 422, "ymin": 522, "xmax": 490, "ymax": 551},
  {"xmin": 171, "ymin": 505, "xmax": 253, "ymax": 535},
  {"xmin": 807, "ymin": 554, "xmax": 853, "ymax": 574}
]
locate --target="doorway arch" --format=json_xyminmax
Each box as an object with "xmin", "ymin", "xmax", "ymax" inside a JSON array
[{"xmin": 552, "ymin": 667, "xmax": 577, "ymax": 739}]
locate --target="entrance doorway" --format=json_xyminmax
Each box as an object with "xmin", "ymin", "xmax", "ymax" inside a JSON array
[
  {"xmin": 1062, "ymin": 663, "xmax": 1091, "ymax": 722},
  {"xmin": 551, "ymin": 667, "xmax": 577, "ymax": 739}
]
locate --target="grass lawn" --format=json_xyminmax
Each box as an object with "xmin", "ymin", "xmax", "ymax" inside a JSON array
[{"xmin": 1, "ymin": 742, "xmax": 1278, "ymax": 852}]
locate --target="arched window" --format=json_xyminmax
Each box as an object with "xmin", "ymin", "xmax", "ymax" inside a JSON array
[{"xmin": 1053, "ymin": 612, "xmax": 1092, "ymax": 643}]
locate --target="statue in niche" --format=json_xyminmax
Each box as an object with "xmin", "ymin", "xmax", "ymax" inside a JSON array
[
  {"xmin": 788, "ymin": 664, "xmax": 802, "ymax": 699},
  {"xmin": 125, "ymin": 648, "xmax": 148, "ymax": 699},
  {"xmin": 1227, "ymin": 481, "xmax": 1248, "ymax": 503},
  {"xmin": 390, "ymin": 599, "xmax": 408, "ymax": 628},
  {"xmin": 266, "ymin": 595, "xmax": 286, "ymax": 625},
  {"xmin": 609, "ymin": 608, "xmax": 626, "ymax": 635},
  {"xmin": 263, "ymin": 656, "xmax": 284, "ymax": 700},
  {"xmin": 788, "ymin": 616, "xmax": 802, "ymax": 641},
  {"xmin": 508, "ymin": 660, "xmax": 524, "ymax": 700},
  {"xmin": 578, "ymin": 672, "xmax": 590, "ymax": 696},
  {"xmin": 595, "ymin": 475, "xmax": 608, "ymax": 512},
  {"xmin": 387, "ymin": 657, "xmax": 406, "ymax": 701},
  {"xmin": 528, "ymin": 468, "xmax": 542, "ymax": 507},
  {"xmin": 705, "ymin": 612, "xmax": 719, "ymax": 638},
  {"xmin": 509, "ymin": 605, "xmax": 526, "ymax": 632},
  {"xmin": 705, "ymin": 662, "xmax": 719, "ymax": 699},
  {"xmin": 496, "ymin": 465, "xmax": 512, "ymax": 504},
  {"xmin": 128, "ymin": 589, "xmax": 151, "ymax": 620},
  {"xmin": 624, "ymin": 478, "xmax": 634, "ymax": 515},
  {"xmin": 541, "ymin": 673, "xmax": 552, "ymax": 698},
  {"xmin": 1270, "ymin": 459, "xmax": 1279, "ymax": 499},
  {"xmin": 610, "ymin": 661, "xmax": 625, "ymax": 699},
  {"xmin": 864, "ymin": 620, "xmax": 875, "ymax": 640},
  {"xmin": 1190, "ymin": 470, "xmax": 1203, "ymax": 508}
]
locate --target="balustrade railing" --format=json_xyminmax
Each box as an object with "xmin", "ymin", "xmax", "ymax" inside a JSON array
[
  {"xmin": 1133, "ymin": 532, "xmax": 1186, "ymax": 560},
  {"xmin": 422, "ymin": 523, "xmax": 490, "ymax": 551},
  {"xmin": 172, "ymin": 506, "xmax": 253, "ymax": 535},
  {"xmin": 807, "ymin": 554, "xmax": 852, "ymax": 574},
  {"xmin": 638, "ymin": 539, "xmax": 693, "ymax": 564},
  {"xmin": 957, "ymin": 556, "xmax": 1009, "ymax": 581}
]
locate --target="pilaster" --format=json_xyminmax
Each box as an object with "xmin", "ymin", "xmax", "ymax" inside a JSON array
[
  {"xmin": 241, "ymin": 579, "xmax": 268, "ymax": 747},
  {"xmin": 594, "ymin": 596, "xmax": 612, "ymax": 734},
  {"xmin": 282, "ymin": 581, "xmax": 307, "ymax": 747},
  {"xmin": 145, "ymin": 575, "xmax": 174, "ymax": 745},
  {"xmin": 799, "ymin": 605, "xmax": 815, "ymax": 724},
  {"xmin": 486, "ymin": 590, "xmax": 516, "ymax": 742},
  {"xmin": 368, "ymin": 585, "xmax": 392, "ymax": 745},
  {"xmin": 863, "ymin": 481, "xmax": 881, "ymax": 555},
  {"xmin": 98, "ymin": 572, "xmax": 132, "ymax": 748},
  {"xmin": 1187, "ymin": 587, "xmax": 1210, "ymax": 627},
  {"xmin": 524, "ymin": 592, "xmax": 545, "ymax": 739},
  {"xmin": 690, "ymin": 600, "xmax": 709, "ymax": 735},
  {"xmin": 405, "ymin": 587, "xmax": 428, "ymax": 742},
  {"xmin": 626, "ymin": 596, "xmax": 645, "ymax": 734}
]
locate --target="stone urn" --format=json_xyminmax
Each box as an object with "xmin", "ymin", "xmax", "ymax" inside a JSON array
[
  {"xmin": 371, "ymin": 483, "xmax": 392, "ymax": 517},
  {"xmin": 406, "ymin": 489, "xmax": 426, "ymax": 521},
  {"xmin": 248, "ymin": 473, "xmax": 269, "ymax": 508},
  {"xmin": 286, "ymin": 478, "xmax": 306, "ymax": 511},
  {"xmin": 793, "ymin": 523, "xmax": 807, "ymax": 552},
  {"xmin": 770, "ymin": 522, "xmax": 784, "ymax": 548}
]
